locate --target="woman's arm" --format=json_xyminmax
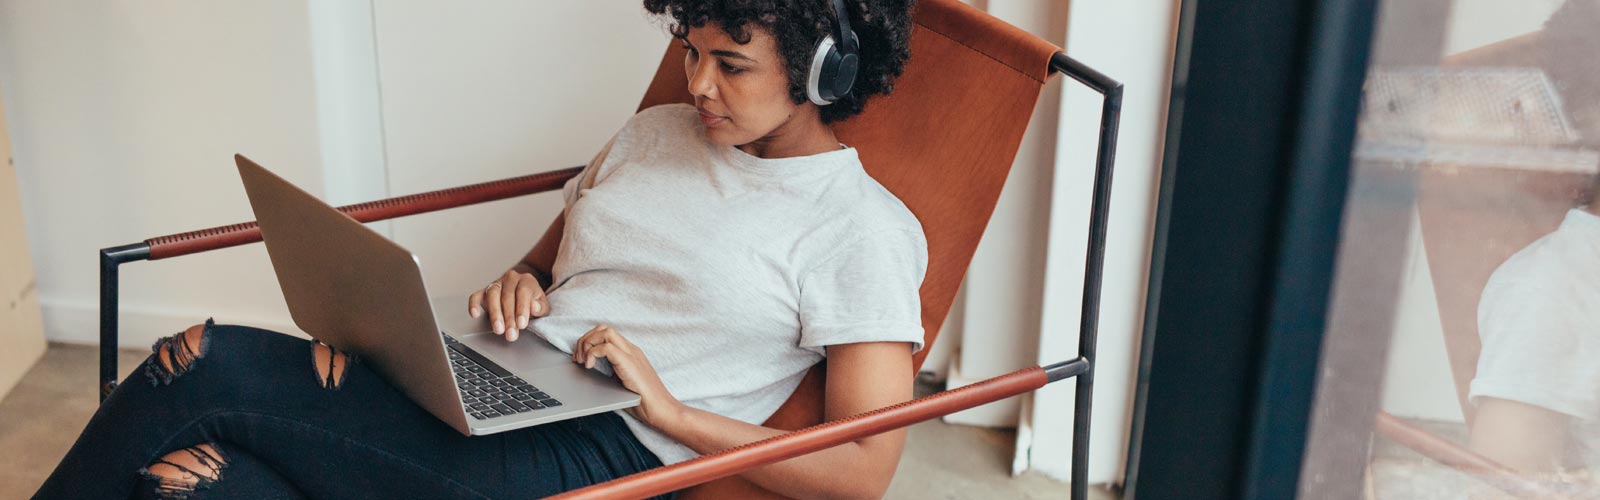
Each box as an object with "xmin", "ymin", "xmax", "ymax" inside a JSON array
[
  {"xmin": 511, "ymin": 131, "xmax": 613, "ymax": 289},
  {"xmin": 1468, "ymin": 396, "xmax": 1572, "ymax": 473},
  {"xmin": 573, "ymin": 326, "xmax": 913, "ymax": 500},
  {"xmin": 511, "ymin": 212, "xmax": 565, "ymax": 290},
  {"xmin": 658, "ymin": 342, "xmax": 913, "ymax": 500}
]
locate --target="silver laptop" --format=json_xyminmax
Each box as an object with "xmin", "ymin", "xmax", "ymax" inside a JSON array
[{"xmin": 235, "ymin": 154, "xmax": 639, "ymax": 436}]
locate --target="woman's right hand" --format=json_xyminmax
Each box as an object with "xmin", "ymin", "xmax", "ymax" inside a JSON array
[{"xmin": 467, "ymin": 270, "xmax": 550, "ymax": 342}]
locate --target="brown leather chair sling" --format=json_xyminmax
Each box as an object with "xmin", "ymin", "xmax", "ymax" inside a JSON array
[{"xmin": 95, "ymin": 1, "xmax": 1122, "ymax": 498}]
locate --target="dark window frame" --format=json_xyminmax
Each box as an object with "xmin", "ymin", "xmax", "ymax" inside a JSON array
[{"xmin": 1123, "ymin": 0, "xmax": 1381, "ymax": 498}]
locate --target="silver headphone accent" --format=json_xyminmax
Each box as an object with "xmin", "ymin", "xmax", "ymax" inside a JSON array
[{"xmin": 806, "ymin": 35, "xmax": 840, "ymax": 105}]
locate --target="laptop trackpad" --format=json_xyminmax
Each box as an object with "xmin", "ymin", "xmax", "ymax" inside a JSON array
[
  {"xmin": 428, "ymin": 294, "xmax": 583, "ymax": 371},
  {"xmin": 455, "ymin": 331, "xmax": 575, "ymax": 370}
]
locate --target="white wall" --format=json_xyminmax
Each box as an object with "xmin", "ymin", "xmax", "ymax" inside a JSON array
[
  {"xmin": 1027, "ymin": 0, "xmax": 1177, "ymax": 485},
  {"xmin": 0, "ymin": 1, "xmax": 669, "ymax": 350},
  {"xmin": 931, "ymin": 0, "xmax": 1175, "ymax": 486},
  {"xmin": 1379, "ymin": 209, "xmax": 1464, "ymax": 423},
  {"xmin": 308, "ymin": 1, "xmax": 390, "ymax": 214},
  {"xmin": 942, "ymin": 0, "xmax": 1067, "ymax": 429},
  {"xmin": 1443, "ymin": 0, "xmax": 1561, "ymax": 55},
  {"xmin": 0, "ymin": 1, "xmax": 326, "ymax": 345},
  {"xmin": 369, "ymin": 1, "xmax": 668, "ymax": 296}
]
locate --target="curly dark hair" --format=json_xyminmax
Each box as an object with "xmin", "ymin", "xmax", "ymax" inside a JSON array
[
  {"xmin": 642, "ymin": 0, "xmax": 916, "ymax": 124},
  {"xmin": 1543, "ymin": 0, "xmax": 1600, "ymax": 146},
  {"xmin": 1541, "ymin": 0, "xmax": 1600, "ymax": 203}
]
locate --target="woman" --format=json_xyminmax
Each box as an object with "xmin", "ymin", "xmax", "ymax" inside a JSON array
[
  {"xmin": 34, "ymin": 1, "xmax": 924, "ymax": 499},
  {"xmin": 1465, "ymin": 0, "xmax": 1600, "ymax": 487}
]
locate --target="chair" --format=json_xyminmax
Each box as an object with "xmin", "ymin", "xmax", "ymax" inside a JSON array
[{"xmin": 95, "ymin": 1, "xmax": 1122, "ymax": 498}]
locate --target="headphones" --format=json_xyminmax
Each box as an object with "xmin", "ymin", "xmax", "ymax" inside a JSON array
[{"xmin": 806, "ymin": 0, "xmax": 860, "ymax": 106}]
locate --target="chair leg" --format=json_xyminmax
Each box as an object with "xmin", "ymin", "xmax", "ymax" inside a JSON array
[
  {"xmin": 1072, "ymin": 365, "xmax": 1094, "ymax": 500},
  {"xmin": 1052, "ymin": 51, "xmax": 1123, "ymax": 500},
  {"xmin": 99, "ymin": 243, "xmax": 150, "ymax": 402}
]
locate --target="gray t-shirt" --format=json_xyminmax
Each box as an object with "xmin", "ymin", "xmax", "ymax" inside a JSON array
[{"xmin": 529, "ymin": 103, "xmax": 928, "ymax": 465}]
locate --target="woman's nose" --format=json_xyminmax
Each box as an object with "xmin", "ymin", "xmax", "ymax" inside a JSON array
[{"xmin": 687, "ymin": 62, "xmax": 715, "ymax": 99}]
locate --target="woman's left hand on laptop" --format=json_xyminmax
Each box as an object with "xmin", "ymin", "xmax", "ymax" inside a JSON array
[{"xmin": 573, "ymin": 324, "xmax": 684, "ymax": 427}]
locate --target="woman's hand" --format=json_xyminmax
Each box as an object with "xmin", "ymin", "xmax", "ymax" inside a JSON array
[
  {"xmin": 572, "ymin": 324, "xmax": 684, "ymax": 427},
  {"xmin": 467, "ymin": 269, "xmax": 550, "ymax": 342}
]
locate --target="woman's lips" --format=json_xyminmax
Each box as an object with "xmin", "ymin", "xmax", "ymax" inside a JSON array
[{"xmin": 697, "ymin": 109, "xmax": 726, "ymax": 126}]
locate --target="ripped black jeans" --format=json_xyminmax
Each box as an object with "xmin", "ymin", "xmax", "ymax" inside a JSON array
[{"xmin": 32, "ymin": 319, "xmax": 673, "ymax": 500}]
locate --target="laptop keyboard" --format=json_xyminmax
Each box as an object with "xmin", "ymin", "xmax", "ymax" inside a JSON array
[{"xmin": 442, "ymin": 333, "xmax": 563, "ymax": 420}]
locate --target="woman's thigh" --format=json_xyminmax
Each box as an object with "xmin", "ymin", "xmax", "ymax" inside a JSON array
[
  {"xmin": 45, "ymin": 319, "xmax": 662, "ymax": 499},
  {"xmin": 131, "ymin": 441, "xmax": 309, "ymax": 500}
]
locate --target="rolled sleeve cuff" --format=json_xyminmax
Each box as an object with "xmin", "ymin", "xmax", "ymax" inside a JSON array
[
  {"xmin": 799, "ymin": 321, "xmax": 925, "ymax": 357},
  {"xmin": 1470, "ymin": 377, "xmax": 1600, "ymax": 420}
]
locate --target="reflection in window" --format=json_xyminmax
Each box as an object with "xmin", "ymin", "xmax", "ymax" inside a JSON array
[{"xmin": 1316, "ymin": 0, "xmax": 1600, "ymax": 498}]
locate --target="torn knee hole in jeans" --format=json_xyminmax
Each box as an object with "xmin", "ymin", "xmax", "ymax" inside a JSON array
[
  {"xmin": 143, "ymin": 317, "xmax": 215, "ymax": 386},
  {"xmin": 138, "ymin": 443, "xmax": 228, "ymax": 499},
  {"xmin": 310, "ymin": 339, "xmax": 352, "ymax": 389}
]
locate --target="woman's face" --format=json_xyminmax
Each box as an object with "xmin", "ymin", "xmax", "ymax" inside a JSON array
[{"xmin": 681, "ymin": 23, "xmax": 802, "ymax": 147}]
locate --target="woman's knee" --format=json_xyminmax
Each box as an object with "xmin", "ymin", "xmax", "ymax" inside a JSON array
[
  {"xmin": 142, "ymin": 319, "xmax": 218, "ymax": 387},
  {"xmin": 309, "ymin": 339, "xmax": 352, "ymax": 389},
  {"xmin": 141, "ymin": 318, "xmax": 354, "ymax": 390},
  {"xmin": 136, "ymin": 443, "xmax": 227, "ymax": 499},
  {"xmin": 135, "ymin": 442, "xmax": 312, "ymax": 500}
]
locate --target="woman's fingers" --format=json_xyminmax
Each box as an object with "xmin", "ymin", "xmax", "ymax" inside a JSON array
[
  {"xmin": 530, "ymin": 286, "xmax": 549, "ymax": 318},
  {"xmin": 477, "ymin": 271, "xmax": 548, "ymax": 338},
  {"xmin": 511, "ymin": 283, "xmax": 538, "ymax": 341},
  {"xmin": 586, "ymin": 342, "xmax": 620, "ymax": 370},
  {"xmin": 585, "ymin": 344, "xmax": 603, "ymax": 369},
  {"xmin": 515, "ymin": 282, "xmax": 547, "ymax": 328},
  {"xmin": 499, "ymin": 273, "xmax": 519, "ymax": 337},
  {"xmin": 574, "ymin": 325, "xmax": 612, "ymax": 363},
  {"xmin": 586, "ymin": 339, "xmax": 638, "ymax": 373},
  {"xmin": 599, "ymin": 325, "xmax": 630, "ymax": 349},
  {"xmin": 484, "ymin": 282, "xmax": 505, "ymax": 335},
  {"xmin": 573, "ymin": 327, "xmax": 597, "ymax": 363},
  {"xmin": 574, "ymin": 324, "xmax": 626, "ymax": 364},
  {"xmin": 467, "ymin": 290, "xmax": 484, "ymax": 318}
]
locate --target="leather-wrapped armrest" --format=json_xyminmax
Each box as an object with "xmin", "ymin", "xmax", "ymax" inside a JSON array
[
  {"xmin": 548, "ymin": 365, "xmax": 1058, "ymax": 500},
  {"xmin": 143, "ymin": 166, "xmax": 582, "ymax": 260}
]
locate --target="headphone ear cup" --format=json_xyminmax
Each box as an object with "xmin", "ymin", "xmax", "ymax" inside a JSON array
[
  {"xmin": 811, "ymin": 0, "xmax": 859, "ymax": 106},
  {"xmin": 834, "ymin": 52, "xmax": 859, "ymax": 98},
  {"xmin": 807, "ymin": 35, "xmax": 840, "ymax": 105}
]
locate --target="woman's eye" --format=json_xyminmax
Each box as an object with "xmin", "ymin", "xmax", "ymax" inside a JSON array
[
  {"xmin": 721, "ymin": 63, "xmax": 743, "ymax": 74},
  {"xmin": 680, "ymin": 43, "xmax": 696, "ymax": 56}
]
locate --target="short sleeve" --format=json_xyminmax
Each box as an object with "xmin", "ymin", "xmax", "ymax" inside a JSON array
[
  {"xmin": 560, "ymin": 104, "xmax": 682, "ymax": 214},
  {"xmin": 560, "ymin": 133, "xmax": 619, "ymax": 218},
  {"xmin": 1470, "ymin": 261, "xmax": 1600, "ymax": 420},
  {"xmin": 797, "ymin": 228, "xmax": 929, "ymax": 356}
]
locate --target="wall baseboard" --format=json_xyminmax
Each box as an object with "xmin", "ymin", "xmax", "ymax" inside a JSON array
[{"xmin": 42, "ymin": 298, "xmax": 307, "ymax": 350}]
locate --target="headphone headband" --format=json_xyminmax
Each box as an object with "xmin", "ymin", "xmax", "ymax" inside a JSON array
[
  {"xmin": 831, "ymin": 0, "xmax": 857, "ymax": 54},
  {"xmin": 807, "ymin": 0, "xmax": 860, "ymax": 106}
]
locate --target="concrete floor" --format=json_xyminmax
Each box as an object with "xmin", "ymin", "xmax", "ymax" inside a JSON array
[{"xmin": 0, "ymin": 343, "xmax": 1114, "ymax": 499}]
